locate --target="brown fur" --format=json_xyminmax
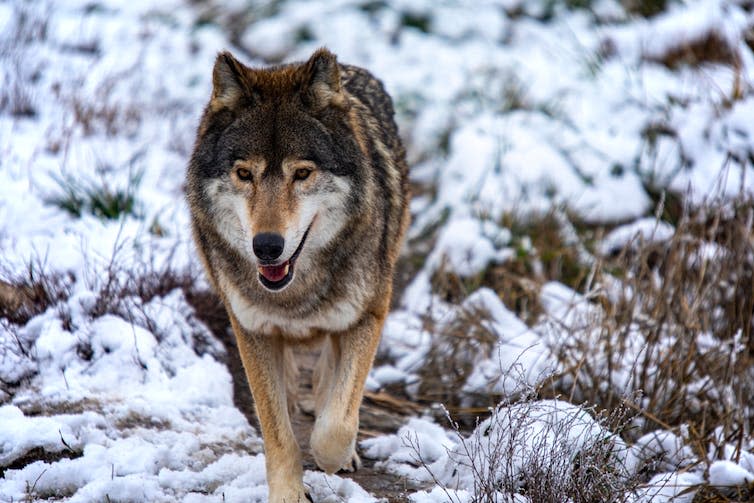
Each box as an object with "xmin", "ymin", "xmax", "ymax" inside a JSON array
[{"xmin": 186, "ymin": 48, "xmax": 409, "ymax": 502}]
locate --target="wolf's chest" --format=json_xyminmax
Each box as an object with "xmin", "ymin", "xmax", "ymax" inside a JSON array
[{"xmin": 218, "ymin": 270, "xmax": 363, "ymax": 338}]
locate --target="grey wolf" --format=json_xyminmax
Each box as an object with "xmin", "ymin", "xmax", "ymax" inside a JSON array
[{"xmin": 186, "ymin": 48, "xmax": 409, "ymax": 502}]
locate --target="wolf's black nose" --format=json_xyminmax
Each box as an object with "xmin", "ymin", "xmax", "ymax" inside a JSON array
[{"xmin": 253, "ymin": 233, "xmax": 285, "ymax": 262}]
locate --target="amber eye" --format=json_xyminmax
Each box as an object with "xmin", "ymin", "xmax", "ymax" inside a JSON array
[
  {"xmin": 236, "ymin": 167, "xmax": 253, "ymax": 182},
  {"xmin": 293, "ymin": 168, "xmax": 312, "ymax": 181}
]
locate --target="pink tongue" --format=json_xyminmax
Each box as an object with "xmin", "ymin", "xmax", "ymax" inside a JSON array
[{"xmin": 259, "ymin": 263, "xmax": 288, "ymax": 282}]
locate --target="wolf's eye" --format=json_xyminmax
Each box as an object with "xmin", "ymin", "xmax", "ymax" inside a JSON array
[
  {"xmin": 293, "ymin": 168, "xmax": 312, "ymax": 181},
  {"xmin": 236, "ymin": 167, "xmax": 253, "ymax": 182}
]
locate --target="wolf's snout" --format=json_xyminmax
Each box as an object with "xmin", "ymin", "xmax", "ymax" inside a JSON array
[{"xmin": 253, "ymin": 233, "xmax": 285, "ymax": 261}]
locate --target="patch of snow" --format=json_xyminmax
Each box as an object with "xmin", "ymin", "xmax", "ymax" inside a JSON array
[
  {"xmin": 599, "ymin": 218, "xmax": 676, "ymax": 256},
  {"xmin": 459, "ymin": 288, "xmax": 553, "ymax": 397},
  {"xmin": 626, "ymin": 471, "xmax": 703, "ymax": 503},
  {"xmin": 435, "ymin": 400, "xmax": 627, "ymax": 491},
  {"xmin": 426, "ymin": 217, "xmax": 512, "ymax": 277},
  {"xmin": 709, "ymin": 460, "xmax": 754, "ymax": 488},
  {"xmin": 627, "ymin": 430, "xmax": 697, "ymax": 475}
]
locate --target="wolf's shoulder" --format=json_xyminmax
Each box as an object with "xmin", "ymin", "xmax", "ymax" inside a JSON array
[
  {"xmin": 341, "ymin": 66, "xmax": 396, "ymax": 123},
  {"xmin": 340, "ymin": 64, "xmax": 403, "ymax": 165}
]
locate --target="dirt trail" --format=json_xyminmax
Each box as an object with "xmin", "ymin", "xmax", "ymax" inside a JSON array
[{"xmin": 215, "ymin": 326, "xmax": 427, "ymax": 501}]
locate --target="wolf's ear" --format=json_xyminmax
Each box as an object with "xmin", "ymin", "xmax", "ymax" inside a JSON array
[
  {"xmin": 211, "ymin": 51, "xmax": 254, "ymax": 110},
  {"xmin": 303, "ymin": 48, "xmax": 346, "ymax": 110}
]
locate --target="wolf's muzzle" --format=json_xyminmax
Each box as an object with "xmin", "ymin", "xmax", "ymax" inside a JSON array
[{"xmin": 256, "ymin": 223, "xmax": 313, "ymax": 292}]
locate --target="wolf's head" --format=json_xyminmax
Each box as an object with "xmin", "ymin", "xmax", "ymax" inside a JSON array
[{"xmin": 188, "ymin": 49, "xmax": 366, "ymax": 292}]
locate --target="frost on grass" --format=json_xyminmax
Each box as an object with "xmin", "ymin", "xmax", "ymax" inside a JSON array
[
  {"xmin": 371, "ymin": 198, "xmax": 754, "ymax": 500},
  {"xmin": 0, "ymin": 278, "xmax": 262, "ymax": 501},
  {"xmin": 364, "ymin": 398, "xmax": 638, "ymax": 502},
  {"xmin": 373, "ymin": 287, "xmax": 553, "ymax": 408}
]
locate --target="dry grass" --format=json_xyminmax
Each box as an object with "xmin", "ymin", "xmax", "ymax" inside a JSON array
[
  {"xmin": 62, "ymin": 78, "xmax": 142, "ymax": 138},
  {"xmin": 0, "ymin": 245, "xmax": 231, "ymax": 405},
  {"xmin": 410, "ymin": 395, "xmax": 640, "ymax": 502},
  {"xmin": 410, "ymin": 190, "xmax": 754, "ymax": 498},
  {"xmin": 417, "ymin": 302, "xmax": 499, "ymax": 413},
  {"xmin": 420, "ymin": 192, "xmax": 753, "ymax": 429},
  {"xmin": 429, "ymin": 208, "xmax": 594, "ymax": 325},
  {"xmin": 0, "ymin": 258, "xmax": 74, "ymax": 396},
  {"xmin": 693, "ymin": 481, "xmax": 754, "ymax": 502},
  {"xmin": 543, "ymin": 195, "xmax": 752, "ymax": 498},
  {"xmin": 0, "ymin": 261, "xmax": 74, "ymax": 329},
  {"xmin": 0, "ymin": 244, "xmax": 221, "ymax": 352},
  {"xmin": 645, "ymin": 30, "xmax": 741, "ymax": 71},
  {"xmin": 0, "ymin": 3, "xmax": 49, "ymax": 118},
  {"xmin": 557, "ymin": 195, "xmax": 753, "ymax": 435}
]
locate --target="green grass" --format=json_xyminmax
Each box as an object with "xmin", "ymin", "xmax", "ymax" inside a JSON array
[{"xmin": 48, "ymin": 169, "xmax": 143, "ymax": 220}]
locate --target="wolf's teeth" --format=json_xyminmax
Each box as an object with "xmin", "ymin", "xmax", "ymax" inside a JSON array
[{"xmin": 283, "ymin": 263, "xmax": 290, "ymax": 276}]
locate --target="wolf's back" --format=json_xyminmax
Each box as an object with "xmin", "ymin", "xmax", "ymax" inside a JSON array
[
  {"xmin": 340, "ymin": 64, "xmax": 409, "ymax": 267},
  {"xmin": 342, "ymin": 65, "xmax": 408, "ymax": 178}
]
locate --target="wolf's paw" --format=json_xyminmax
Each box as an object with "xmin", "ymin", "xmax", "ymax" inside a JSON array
[
  {"xmin": 268, "ymin": 482, "xmax": 310, "ymax": 503},
  {"xmin": 310, "ymin": 419, "xmax": 357, "ymax": 474},
  {"xmin": 339, "ymin": 450, "xmax": 361, "ymax": 473}
]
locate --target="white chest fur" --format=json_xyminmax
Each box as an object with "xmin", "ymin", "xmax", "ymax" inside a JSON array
[{"xmin": 217, "ymin": 270, "xmax": 364, "ymax": 338}]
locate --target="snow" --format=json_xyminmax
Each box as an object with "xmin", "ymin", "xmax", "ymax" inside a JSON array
[
  {"xmin": 361, "ymin": 416, "xmax": 457, "ymax": 481},
  {"xmin": 0, "ymin": 406, "xmax": 88, "ymax": 466},
  {"xmin": 435, "ymin": 400, "xmax": 626, "ymax": 490},
  {"xmin": 599, "ymin": 217, "xmax": 676, "ymax": 256},
  {"xmin": 408, "ymin": 488, "xmax": 474, "ymax": 503},
  {"xmin": 374, "ymin": 287, "xmax": 552, "ymax": 400},
  {"xmin": 1, "ymin": 290, "xmax": 264, "ymax": 501},
  {"xmin": 2, "ymin": 0, "xmax": 754, "ymax": 500},
  {"xmin": 627, "ymin": 430, "xmax": 697, "ymax": 474},
  {"xmin": 709, "ymin": 460, "xmax": 754, "ymax": 488},
  {"xmin": 627, "ymin": 471, "xmax": 704, "ymax": 503},
  {"xmin": 363, "ymin": 399, "xmax": 628, "ymax": 498},
  {"xmin": 459, "ymin": 288, "xmax": 553, "ymax": 397},
  {"xmin": 426, "ymin": 217, "xmax": 512, "ymax": 277}
]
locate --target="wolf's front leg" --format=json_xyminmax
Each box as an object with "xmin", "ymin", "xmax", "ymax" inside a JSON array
[
  {"xmin": 231, "ymin": 318, "xmax": 309, "ymax": 503},
  {"xmin": 310, "ymin": 310, "xmax": 385, "ymax": 473}
]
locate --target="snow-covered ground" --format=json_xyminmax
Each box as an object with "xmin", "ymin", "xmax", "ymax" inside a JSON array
[{"xmin": 2, "ymin": 0, "xmax": 754, "ymax": 501}]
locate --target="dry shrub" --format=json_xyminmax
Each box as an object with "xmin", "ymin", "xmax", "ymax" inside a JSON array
[
  {"xmin": 0, "ymin": 242, "xmax": 230, "ymax": 403},
  {"xmin": 55, "ymin": 70, "xmax": 142, "ymax": 137},
  {"xmin": 410, "ymin": 192, "xmax": 752, "ymax": 499},
  {"xmin": 0, "ymin": 259, "xmax": 74, "ymax": 395},
  {"xmin": 645, "ymin": 30, "xmax": 741, "ymax": 70},
  {"xmin": 430, "ymin": 255, "xmax": 477, "ymax": 304},
  {"xmin": 642, "ymin": 28, "xmax": 745, "ymax": 103},
  {"xmin": 81, "ymin": 244, "xmax": 205, "ymax": 340},
  {"xmin": 0, "ymin": 3, "xmax": 50, "ymax": 118},
  {"xmin": 411, "ymin": 395, "xmax": 640, "ymax": 503},
  {"xmin": 693, "ymin": 480, "xmax": 754, "ymax": 502},
  {"xmin": 0, "ymin": 58, "xmax": 37, "ymax": 118},
  {"xmin": 555, "ymin": 194, "xmax": 754, "ymax": 444},
  {"xmin": 429, "ymin": 209, "xmax": 590, "ymax": 324},
  {"xmin": 0, "ymin": 243, "xmax": 222, "ymax": 349},
  {"xmin": 499, "ymin": 209, "xmax": 591, "ymax": 288},
  {"xmin": 494, "ymin": 209, "xmax": 591, "ymax": 323},
  {"xmin": 417, "ymin": 302, "xmax": 499, "ymax": 414},
  {"xmin": 0, "ymin": 260, "xmax": 74, "ymax": 328},
  {"xmin": 420, "ymin": 208, "xmax": 597, "ymax": 419},
  {"xmin": 0, "ymin": 249, "xmax": 197, "ymax": 333}
]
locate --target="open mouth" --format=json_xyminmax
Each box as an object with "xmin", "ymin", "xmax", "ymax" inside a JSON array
[{"xmin": 256, "ymin": 224, "xmax": 312, "ymax": 291}]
